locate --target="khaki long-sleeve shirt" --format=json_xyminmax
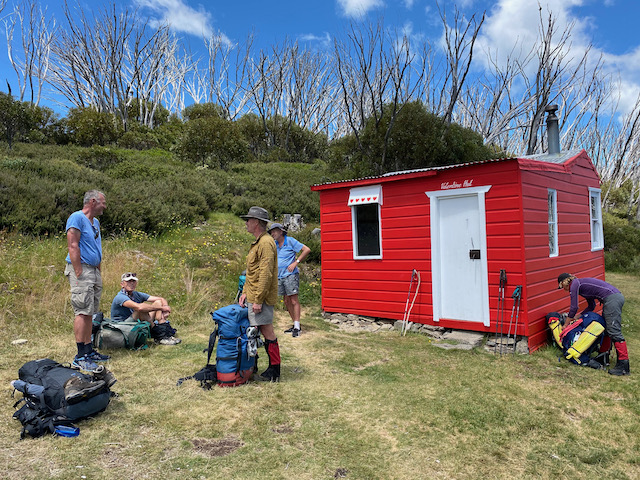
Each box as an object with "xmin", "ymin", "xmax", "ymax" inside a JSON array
[{"xmin": 243, "ymin": 232, "xmax": 278, "ymax": 306}]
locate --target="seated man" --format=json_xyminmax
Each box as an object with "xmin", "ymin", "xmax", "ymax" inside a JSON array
[{"xmin": 110, "ymin": 272, "xmax": 181, "ymax": 345}]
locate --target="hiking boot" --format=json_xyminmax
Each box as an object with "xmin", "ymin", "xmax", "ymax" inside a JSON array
[
  {"xmin": 64, "ymin": 376, "xmax": 106, "ymax": 404},
  {"xmin": 158, "ymin": 336, "xmax": 180, "ymax": 345},
  {"xmin": 609, "ymin": 359, "xmax": 630, "ymax": 376},
  {"xmin": 87, "ymin": 350, "xmax": 111, "ymax": 362},
  {"xmin": 292, "ymin": 328, "xmax": 301, "ymax": 338},
  {"xmin": 586, "ymin": 359, "xmax": 605, "ymax": 370},
  {"xmin": 258, "ymin": 365, "xmax": 280, "ymax": 382},
  {"xmin": 284, "ymin": 325, "xmax": 295, "ymax": 333},
  {"xmin": 94, "ymin": 367, "xmax": 117, "ymax": 388},
  {"xmin": 71, "ymin": 355, "xmax": 104, "ymax": 374}
]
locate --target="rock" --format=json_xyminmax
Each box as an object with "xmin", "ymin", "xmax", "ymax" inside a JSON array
[
  {"xmin": 312, "ymin": 228, "xmax": 321, "ymax": 236},
  {"xmin": 515, "ymin": 338, "xmax": 530, "ymax": 355},
  {"xmin": 432, "ymin": 343, "xmax": 474, "ymax": 351},
  {"xmin": 441, "ymin": 330, "xmax": 484, "ymax": 347},
  {"xmin": 346, "ymin": 314, "xmax": 359, "ymax": 322},
  {"xmin": 11, "ymin": 339, "xmax": 28, "ymax": 345}
]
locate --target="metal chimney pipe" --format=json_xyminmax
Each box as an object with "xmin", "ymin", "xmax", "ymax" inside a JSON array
[{"xmin": 544, "ymin": 104, "xmax": 560, "ymax": 155}]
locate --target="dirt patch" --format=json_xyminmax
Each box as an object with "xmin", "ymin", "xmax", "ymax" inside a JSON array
[
  {"xmin": 272, "ymin": 424, "xmax": 294, "ymax": 434},
  {"xmin": 192, "ymin": 436, "xmax": 243, "ymax": 457}
]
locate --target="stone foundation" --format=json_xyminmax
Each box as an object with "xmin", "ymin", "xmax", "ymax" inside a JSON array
[{"xmin": 322, "ymin": 311, "xmax": 529, "ymax": 354}]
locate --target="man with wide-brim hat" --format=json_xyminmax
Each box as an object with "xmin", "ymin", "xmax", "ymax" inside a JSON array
[
  {"xmin": 557, "ymin": 272, "xmax": 630, "ymax": 376},
  {"xmin": 238, "ymin": 206, "xmax": 280, "ymax": 382}
]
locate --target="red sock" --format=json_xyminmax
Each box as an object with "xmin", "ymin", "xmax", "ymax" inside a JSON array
[
  {"xmin": 266, "ymin": 339, "xmax": 281, "ymax": 365},
  {"xmin": 615, "ymin": 341, "xmax": 629, "ymax": 361}
]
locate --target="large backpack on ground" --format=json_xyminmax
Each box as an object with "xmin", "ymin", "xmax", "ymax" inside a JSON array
[
  {"xmin": 11, "ymin": 358, "xmax": 112, "ymax": 438},
  {"xmin": 176, "ymin": 305, "xmax": 257, "ymax": 389},
  {"xmin": 212, "ymin": 304, "xmax": 256, "ymax": 387},
  {"xmin": 547, "ymin": 311, "xmax": 608, "ymax": 367},
  {"xmin": 94, "ymin": 319, "xmax": 151, "ymax": 350}
]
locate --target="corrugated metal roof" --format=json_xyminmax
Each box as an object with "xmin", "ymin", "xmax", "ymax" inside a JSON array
[{"xmin": 312, "ymin": 148, "xmax": 583, "ymax": 187}]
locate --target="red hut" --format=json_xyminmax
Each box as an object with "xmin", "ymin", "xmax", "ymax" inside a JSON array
[{"xmin": 310, "ymin": 148, "xmax": 605, "ymax": 352}]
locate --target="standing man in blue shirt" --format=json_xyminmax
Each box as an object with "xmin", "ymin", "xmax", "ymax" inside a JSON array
[
  {"xmin": 65, "ymin": 190, "xmax": 108, "ymax": 372},
  {"xmin": 268, "ymin": 223, "xmax": 311, "ymax": 337}
]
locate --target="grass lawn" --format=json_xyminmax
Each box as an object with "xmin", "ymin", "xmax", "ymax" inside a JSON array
[{"xmin": 1, "ymin": 215, "xmax": 639, "ymax": 480}]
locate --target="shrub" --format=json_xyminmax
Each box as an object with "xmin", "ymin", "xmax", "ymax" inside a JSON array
[
  {"xmin": 176, "ymin": 116, "xmax": 248, "ymax": 169},
  {"xmin": 117, "ymin": 124, "xmax": 160, "ymax": 150},
  {"xmin": 76, "ymin": 146, "xmax": 123, "ymax": 171},
  {"xmin": 66, "ymin": 107, "xmax": 121, "ymax": 147},
  {"xmin": 603, "ymin": 212, "xmax": 640, "ymax": 273},
  {"xmin": 0, "ymin": 157, "xmax": 108, "ymax": 234}
]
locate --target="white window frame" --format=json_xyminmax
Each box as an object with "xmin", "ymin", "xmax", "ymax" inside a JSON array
[
  {"xmin": 548, "ymin": 189, "xmax": 558, "ymax": 257},
  {"xmin": 349, "ymin": 185, "xmax": 383, "ymax": 259},
  {"xmin": 589, "ymin": 187, "xmax": 604, "ymax": 251}
]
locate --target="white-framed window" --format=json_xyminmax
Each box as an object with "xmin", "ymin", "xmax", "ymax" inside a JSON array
[
  {"xmin": 589, "ymin": 187, "xmax": 604, "ymax": 251},
  {"xmin": 548, "ymin": 189, "xmax": 558, "ymax": 257},
  {"xmin": 349, "ymin": 185, "xmax": 382, "ymax": 259}
]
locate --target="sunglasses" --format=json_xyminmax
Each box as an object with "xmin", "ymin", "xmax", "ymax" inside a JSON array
[
  {"xmin": 123, "ymin": 273, "xmax": 137, "ymax": 280},
  {"xmin": 92, "ymin": 224, "xmax": 100, "ymax": 240}
]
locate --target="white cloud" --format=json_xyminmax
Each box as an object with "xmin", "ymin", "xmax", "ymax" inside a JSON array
[
  {"xmin": 299, "ymin": 32, "xmax": 333, "ymax": 49},
  {"xmin": 133, "ymin": 0, "xmax": 215, "ymax": 38},
  {"xmin": 403, "ymin": 0, "xmax": 415, "ymax": 8},
  {"xmin": 337, "ymin": 0, "xmax": 385, "ymax": 18},
  {"xmin": 474, "ymin": 0, "xmax": 640, "ymax": 116}
]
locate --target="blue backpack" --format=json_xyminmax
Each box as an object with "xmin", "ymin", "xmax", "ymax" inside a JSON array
[
  {"xmin": 561, "ymin": 312, "xmax": 606, "ymax": 365},
  {"xmin": 211, "ymin": 305, "xmax": 256, "ymax": 386}
]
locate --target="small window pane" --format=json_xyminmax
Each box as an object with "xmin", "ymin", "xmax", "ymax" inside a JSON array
[{"xmin": 355, "ymin": 204, "xmax": 380, "ymax": 256}]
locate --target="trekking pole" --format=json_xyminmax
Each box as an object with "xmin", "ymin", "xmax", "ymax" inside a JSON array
[
  {"xmin": 402, "ymin": 270, "xmax": 421, "ymax": 336},
  {"xmin": 494, "ymin": 270, "xmax": 506, "ymax": 354},
  {"xmin": 512, "ymin": 287, "xmax": 522, "ymax": 354},
  {"xmin": 506, "ymin": 285, "xmax": 522, "ymax": 354},
  {"xmin": 401, "ymin": 270, "xmax": 417, "ymax": 336}
]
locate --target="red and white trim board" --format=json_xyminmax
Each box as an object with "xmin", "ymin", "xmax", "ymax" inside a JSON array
[{"xmin": 348, "ymin": 185, "xmax": 382, "ymax": 205}]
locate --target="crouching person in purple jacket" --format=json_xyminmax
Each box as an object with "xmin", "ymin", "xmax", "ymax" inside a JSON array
[{"xmin": 558, "ymin": 273, "xmax": 630, "ymax": 375}]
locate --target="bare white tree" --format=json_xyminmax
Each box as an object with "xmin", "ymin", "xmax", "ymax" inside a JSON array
[
  {"xmin": 333, "ymin": 20, "xmax": 425, "ymax": 172},
  {"xmin": 4, "ymin": 0, "xmax": 55, "ymax": 105},
  {"xmin": 438, "ymin": 4, "xmax": 485, "ymax": 125}
]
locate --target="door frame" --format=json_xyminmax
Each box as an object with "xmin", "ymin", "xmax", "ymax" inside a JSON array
[{"xmin": 426, "ymin": 185, "xmax": 491, "ymax": 326}]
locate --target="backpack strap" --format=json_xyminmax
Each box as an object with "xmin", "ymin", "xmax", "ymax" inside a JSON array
[
  {"xmin": 560, "ymin": 318, "xmax": 584, "ymax": 342},
  {"xmin": 205, "ymin": 328, "xmax": 218, "ymax": 365}
]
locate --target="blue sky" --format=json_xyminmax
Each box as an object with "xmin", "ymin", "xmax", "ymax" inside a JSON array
[{"xmin": 1, "ymin": 0, "xmax": 638, "ymax": 115}]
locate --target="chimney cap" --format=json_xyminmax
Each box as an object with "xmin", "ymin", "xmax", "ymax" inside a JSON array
[{"xmin": 544, "ymin": 104, "xmax": 558, "ymax": 113}]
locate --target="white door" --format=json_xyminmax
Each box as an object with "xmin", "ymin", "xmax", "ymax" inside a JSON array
[{"xmin": 426, "ymin": 186, "xmax": 490, "ymax": 325}]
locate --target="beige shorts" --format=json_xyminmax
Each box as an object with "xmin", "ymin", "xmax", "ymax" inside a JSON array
[
  {"xmin": 64, "ymin": 263, "xmax": 102, "ymax": 316},
  {"xmin": 247, "ymin": 303, "xmax": 274, "ymax": 326}
]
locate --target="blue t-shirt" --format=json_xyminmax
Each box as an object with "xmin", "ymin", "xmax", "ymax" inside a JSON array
[
  {"xmin": 65, "ymin": 210, "xmax": 102, "ymax": 266},
  {"xmin": 276, "ymin": 235, "xmax": 305, "ymax": 279},
  {"xmin": 111, "ymin": 290, "xmax": 150, "ymax": 322}
]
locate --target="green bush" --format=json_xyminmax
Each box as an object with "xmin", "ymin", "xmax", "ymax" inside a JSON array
[
  {"xmin": 117, "ymin": 124, "xmax": 160, "ymax": 150},
  {"xmin": 76, "ymin": 146, "xmax": 123, "ymax": 171},
  {"xmin": 0, "ymin": 157, "xmax": 109, "ymax": 234},
  {"xmin": 603, "ymin": 212, "xmax": 640, "ymax": 273},
  {"xmin": 66, "ymin": 107, "xmax": 121, "ymax": 147},
  {"xmin": 176, "ymin": 116, "xmax": 248, "ymax": 169}
]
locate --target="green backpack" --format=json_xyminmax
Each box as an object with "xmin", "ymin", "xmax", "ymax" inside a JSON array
[{"xmin": 95, "ymin": 320, "xmax": 151, "ymax": 350}]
